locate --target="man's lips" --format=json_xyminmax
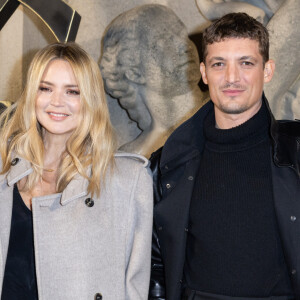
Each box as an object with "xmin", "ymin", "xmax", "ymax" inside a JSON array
[{"xmin": 223, "ymin": 89, "xmax": 245, "ymax": 96}]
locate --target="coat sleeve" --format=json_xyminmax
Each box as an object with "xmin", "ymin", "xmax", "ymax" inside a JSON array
[{"xmin": 125, "ymin": 163, "xmax": 153, "ymax": 300}]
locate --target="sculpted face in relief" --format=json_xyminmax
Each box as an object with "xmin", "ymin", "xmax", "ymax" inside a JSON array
[{"xmin": 100, "ymin": 4, "xmax": 206, "ymax": 157}]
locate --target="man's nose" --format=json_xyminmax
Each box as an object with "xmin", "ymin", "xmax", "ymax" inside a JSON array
[{"xmin": 225, "ymin": 63, "xmax": 240, "ymax": 83}]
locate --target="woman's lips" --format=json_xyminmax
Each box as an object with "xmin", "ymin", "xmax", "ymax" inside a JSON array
[{"xmin": 47, "ymin": 112, "xmax": 70, "ymax": 120}]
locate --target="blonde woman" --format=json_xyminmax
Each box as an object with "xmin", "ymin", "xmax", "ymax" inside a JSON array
[{"xmin": 0, "ymin": 42, "xmax": 153, "ymax": 300}]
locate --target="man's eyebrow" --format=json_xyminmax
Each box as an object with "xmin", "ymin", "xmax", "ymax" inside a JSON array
[
  {"xmin": 239, "ymin": 56, "xmax": 258, "ymax": 62},
  {"xmin": 207, "ymin": 57, "xmax": 225, "ymax": 64}
]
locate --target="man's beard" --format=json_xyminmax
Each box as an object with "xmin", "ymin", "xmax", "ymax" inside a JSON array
[
  {"xmin": 219, "ymin": 103, "xmax": 249, "ymax": 115},
  {"xmin": 218, "ymin": 83, "xmax": 248, "ymax": 114}
]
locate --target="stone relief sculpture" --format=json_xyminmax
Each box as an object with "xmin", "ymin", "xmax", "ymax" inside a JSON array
[
  {"xmin": 100, "ymin": 4, "xmax": 208, "ymax": 157},
  {"xmin": 196, "ymin": 0, "xmax": 300, "ymax": 119},
  {"xmin": 195, "ymin": 0, "xmax": 285, "ymax": 24}
]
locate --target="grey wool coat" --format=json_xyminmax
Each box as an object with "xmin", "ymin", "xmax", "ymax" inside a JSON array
[{"xmin": 0, "ymin": 152, "xmax": 153, "ymax": 300}]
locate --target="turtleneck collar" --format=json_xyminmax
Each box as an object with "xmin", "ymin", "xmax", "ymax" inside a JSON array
[{"xmin": 204, "ymin": 100, "xmax": 270, "ymax": 152}]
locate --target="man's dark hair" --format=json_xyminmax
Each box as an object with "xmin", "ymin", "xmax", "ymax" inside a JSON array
[{"xmin": 202, "ymin": 12, "xmax": 269, "ymax": 65}]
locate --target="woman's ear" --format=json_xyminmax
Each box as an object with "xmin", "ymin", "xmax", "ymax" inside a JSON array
[
  {"xmin": 125, "ymin": 68, "xmax": 146, "ymax": 85},
  {"xmin": 264, "ymin": 59, "xmax": 275, "ymax": 83}
]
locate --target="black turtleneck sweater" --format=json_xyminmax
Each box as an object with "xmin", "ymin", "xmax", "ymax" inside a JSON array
[{"xmin": 184, "ymin": 101, "xmax": 294, "ymax": 297}]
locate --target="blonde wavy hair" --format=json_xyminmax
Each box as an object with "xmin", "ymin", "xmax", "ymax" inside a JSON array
[{"xmin": 0, "ymin": 42, "xmax": 116, "ymax": 197}]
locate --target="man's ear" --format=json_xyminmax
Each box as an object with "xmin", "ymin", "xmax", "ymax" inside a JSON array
[
  {"xmin": 264, "ymin": 59, "xmax": 275, "ymax": 83},
  {"xmin": 200, "ymin": 62, "xmax": 208, "ymax": 85},
  {"xmin": 125, "ymin": 68, "xmax": 146, "ymax": 85}
]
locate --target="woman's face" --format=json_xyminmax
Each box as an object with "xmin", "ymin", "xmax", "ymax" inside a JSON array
[{"xmin": 35, "ymin": 59, "xmax": 81, "ymax": 141}]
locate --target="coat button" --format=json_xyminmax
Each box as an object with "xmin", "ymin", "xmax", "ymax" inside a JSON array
[
  {"xmin": 95, "ymin": 293, "xmax": 102, "ymax": 300},
  {"xmin": 291, "ymin": 269, "xmax": 297, "ymax": 275},
  {"xmin": 188, "ymin": 176, "xmax": 193, "ymax": 181},
  {"xmin": 291, "ymin": 216, "xmax": 297, "ymax": 222},
  {"xmin": 158, "ymin": 226, "xmax": 163, "ymax": 231},
  {"xmin": 11, "ymin": 158, "xmax": 19, "ymax": 166},
  {"xmin": 85, "ymin": 198, "xmax": 94, "ymax": 207},
  {"xmin": 166, "ymin": 183, "xmax": 171, "ymax": 189},
  {"xmin": 184, "ymin": 228, "xmax": 189, "ymax": 232}
]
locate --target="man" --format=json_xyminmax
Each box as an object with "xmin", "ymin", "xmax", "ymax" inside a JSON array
[
  {"xmin": 100, "ymin": 4, "xmax": 207, "ymax": 157},
  {"xmin": 149, "ymin": 12, "xmax": 300, "ymax": 300},
  {"xmin": 195, "ymin": 0, "xmax": 300, "ymax": 120}
]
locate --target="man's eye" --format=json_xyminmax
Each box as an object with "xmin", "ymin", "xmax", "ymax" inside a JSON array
[
  {"xmin": 212, "ymin": 62, "xmax": 224, "ymax": 67},
  {"xmin": 242, "ymin": 61, "xmax": 254, "ymax": 66}
]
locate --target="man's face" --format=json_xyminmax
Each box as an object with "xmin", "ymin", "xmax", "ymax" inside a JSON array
[
  {"xmin": 200, "ymin": 38, "xmax": 274, "ymax": 128},
  {"xmin": 144, "ymin": 19, "xmax": 200, "ymax": 97}
]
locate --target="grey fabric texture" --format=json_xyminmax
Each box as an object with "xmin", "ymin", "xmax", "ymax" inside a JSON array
[{"xmin": 0, "ymin": 152, "xmax": 153, "ymax": 300}]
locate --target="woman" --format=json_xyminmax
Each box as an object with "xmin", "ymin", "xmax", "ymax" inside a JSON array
[{"xmin": 0, "ymin": 42, "xmax": 153, "ymax": 300}]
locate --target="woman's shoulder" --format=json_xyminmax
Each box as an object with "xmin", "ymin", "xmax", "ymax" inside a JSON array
[
  {"xmin": 110, "ymin": 152, "xmax": 153, "ymax": 204},
  {"xmin": 113, "ymin": 152, "xmax": 150, "ymax": 169},
  {"xmin": 111, "ymin": 152, "xmax": 152, "ymax": 185}
]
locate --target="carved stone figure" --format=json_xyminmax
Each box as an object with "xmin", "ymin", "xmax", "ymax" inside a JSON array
[
  {"xmin": 196, "ymin": 0, "xmax": 300, "ymax": 119},
  {"xmin": 100, "ymin": 4, "xmax": 208, "ymax": 157},
  {"xmin": 196, "ymin": 0, "xmax": 285, "ymax": 24}
]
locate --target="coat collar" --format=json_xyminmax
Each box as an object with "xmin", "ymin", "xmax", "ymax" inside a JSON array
[
  {"xmin": 159, "ymin": 100, "xmax": 213, "ymax": 173},
  {"xmin": 0, "ymin": 151, "xmax": 149, "ymax": 206},
  {"xmin": 269, "ymin": 102, "xmax": 300, "ymax": 177},
  {"xmin": 160, "ymin": 93, "xmax": 300, "ymax": 177},
  {"xmin": 2, "ymin": 156, "xmax": 89, "ymax": 205}
]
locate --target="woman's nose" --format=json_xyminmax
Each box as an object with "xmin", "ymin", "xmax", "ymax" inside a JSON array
[{"xmin": 50, "ymin": 91, "xmax": 64, "ymax": 106}]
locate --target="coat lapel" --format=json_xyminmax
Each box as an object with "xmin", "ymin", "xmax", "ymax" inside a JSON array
[{"xmin": 0, "ymin": 157, "xmax": 31, "ymax": 286}]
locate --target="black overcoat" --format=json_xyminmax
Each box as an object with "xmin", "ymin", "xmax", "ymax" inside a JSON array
[{"xmin": 149, "ymin": 94, "xmax": 300, "ymax": 300}]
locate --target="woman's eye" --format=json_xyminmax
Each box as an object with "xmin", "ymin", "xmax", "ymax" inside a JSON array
[
  {"xmin": 39, "ymin": 86, "xmax": 50, "ymax": 92},
  {"xmin": 67, "ymin": 90, "xmax": 80, "ymax": 96}
]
